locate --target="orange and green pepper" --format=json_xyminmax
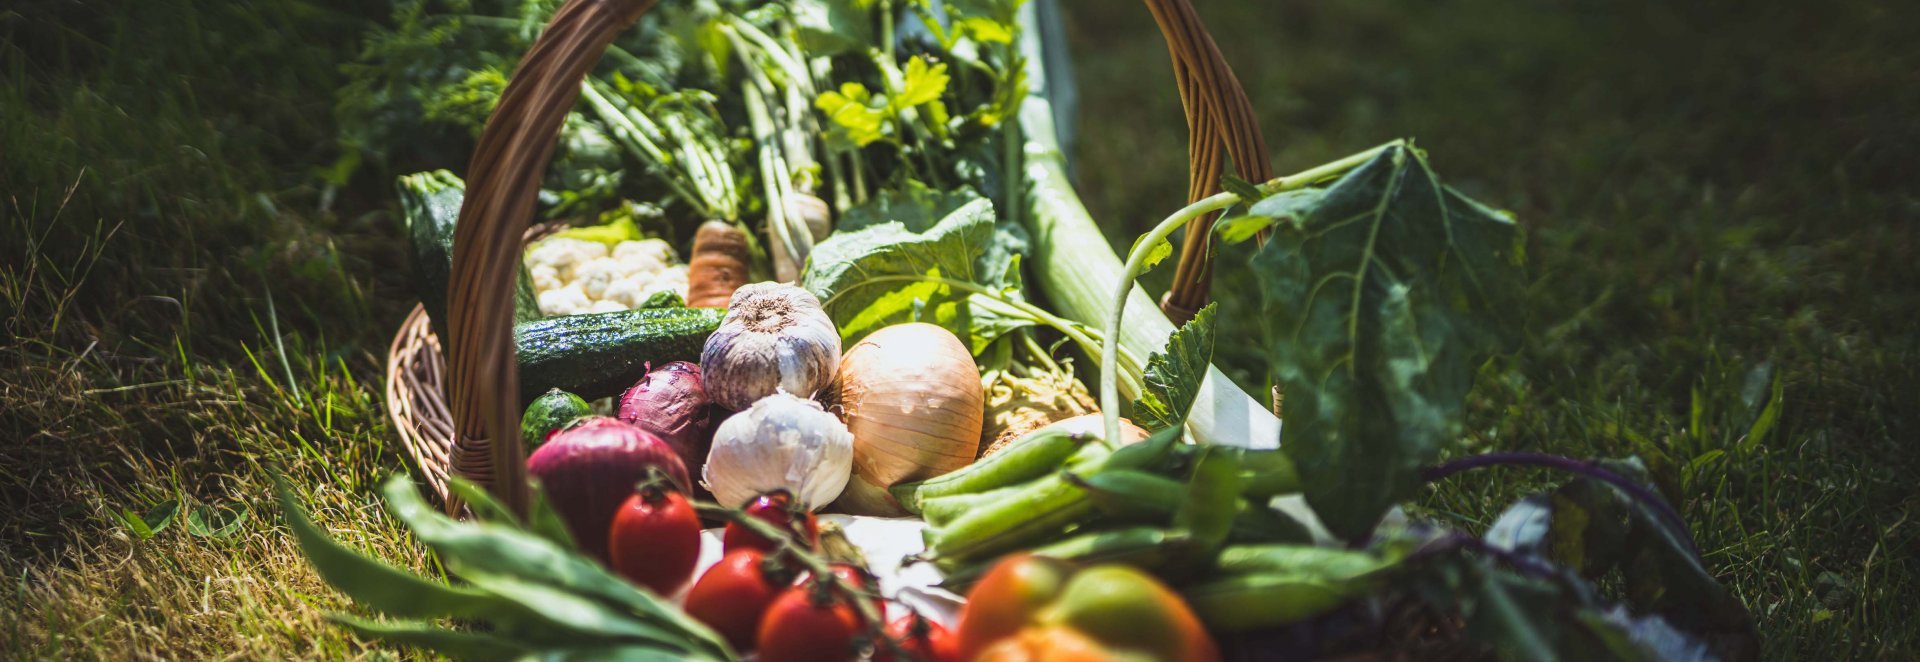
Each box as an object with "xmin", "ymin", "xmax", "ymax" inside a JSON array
[{"xmin": 956, "ymin": 554, "xmax": 1219, "ymax": 662}]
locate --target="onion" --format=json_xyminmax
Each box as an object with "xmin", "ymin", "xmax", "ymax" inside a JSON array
[
  {"xmin": 526, "ymin": 417, "xmax": 689, "ymax": 561},
  {"xmin": 617, "ymin": 361, "xmax": 719, "ymax": 478},
  {"xmin": 703, "ymin": 393, "xmax": 854, "ymax": 510},
  {"xmin": 831, "ymin": 323, "xmax": 984, "ymax": 515}
]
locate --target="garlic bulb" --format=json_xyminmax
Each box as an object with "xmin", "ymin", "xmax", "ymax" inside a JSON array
[
  {"xmin": 832, "ymin": 323, "xmax": 984, "ymax": 515},
  {"xmin": 700, "ymin": 282, "xmax": 842, "ymax": 410},
  {"xmin": 702, "ymin": 392, "xmax": 853, "ymax": 510}
]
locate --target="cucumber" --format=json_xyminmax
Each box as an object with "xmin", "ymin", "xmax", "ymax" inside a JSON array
[
  {"xmin": 515, "ymin": 307, "xmax": 724, "ymax": 403},
  {"xmin": 522, "ymin": 389, "xmax": 591, "ymax": 450},
  {"xmin": 400, "ymin": 170, "xmax": 542, "ymax": 340}
]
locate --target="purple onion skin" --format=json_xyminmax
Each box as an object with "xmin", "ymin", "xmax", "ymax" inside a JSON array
[
  {"xmin": 616, "ymin": 361, "xmax": 720, "ymax": 480},
  {"xmin": 526, "ymin": 416, "xmax": 690, "ymax": 561}
]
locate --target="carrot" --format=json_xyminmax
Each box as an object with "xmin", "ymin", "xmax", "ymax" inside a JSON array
[{"xmin": 686, "ymin": 220, "xmax": 752, "ymax": 308}]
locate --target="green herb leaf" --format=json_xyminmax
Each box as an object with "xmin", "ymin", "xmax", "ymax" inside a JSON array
[
  {"xmin": 893, "ymin": 56, "xmax": 951, "ymax": 110},
  {"xmin": 1132, "ymin": 302, "xmax": 1216, "ymax": 430},
  {"xmin": 185, "ymin": 504, "xmax": 248, "ymax": 539},
  {"xmin": 1252, "ymin": 145, "xmax": 1524, "ymax": 540},
  {"xmin": 1130, "ymin": 235, "xmax": 1174, "ymax": 272},
  {"xmin": 120, "ymin": 500, "xmax": 179, "ymax": 540},
  {"xmin": 815, "ymin": 82, "xmax": 890, "ymax": 147}
]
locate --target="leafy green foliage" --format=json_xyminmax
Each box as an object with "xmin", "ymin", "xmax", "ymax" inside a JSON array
[
  {"xmin": 804, "ymin": 198, "xmax": 1030, "ymax": 351},
  {"xmin": 1483, "ymin": 460, "xmax": 1757, "ymax": 658},
  {"xmin": 1133, "ymin": 303, "xmax": 1217, "ymax": 430},
  {"xmin": 279, "ymin": 474, "xmax": 733, "ymax": 660},
  {"xmin": 1249, "ymin": 145, "xmax": 1525, "ymax": 540}
]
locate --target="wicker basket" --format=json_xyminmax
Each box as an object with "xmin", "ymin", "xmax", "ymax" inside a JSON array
[{"xmin": 382, "ymin": 0, "xmax": 1266, "ymax": 513}]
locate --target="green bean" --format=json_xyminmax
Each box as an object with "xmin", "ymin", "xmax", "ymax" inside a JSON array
[
  {"xmin": 937, "ymin": 527, "xmax": 1186, "ymax": 592},
  {"xmin": 924, "ymin": 474, "xmax": 1093, "ymax": 564},
  {"xmin": 921, "ymin": 483, "xmax": 1028, "ymax": 527},
  {"xmin": 891, "ymin": 428, "xmax": 1088, "ymax": 512}
]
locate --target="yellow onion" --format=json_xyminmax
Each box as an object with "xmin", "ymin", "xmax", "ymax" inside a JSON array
[{"xmin": 831, "ymin": 323, "xmax": 984, "ymax": 515}]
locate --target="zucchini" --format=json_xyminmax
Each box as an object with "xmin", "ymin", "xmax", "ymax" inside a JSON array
[
  {"xmin": 515, "ymin": 307, "xmax": 724, "ymax": 403},
  {"xmin": 400, "ymin": 170, "xmax": 542, "ymax": 340},
  {"xmin": 522, "ymin": 388, "xmax": 591, "ymax": 450}
]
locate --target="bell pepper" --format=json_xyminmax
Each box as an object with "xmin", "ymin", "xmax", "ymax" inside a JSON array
[{"xmin": 956, "ymin": 554, "xmax": 1219, "ymax": 662}]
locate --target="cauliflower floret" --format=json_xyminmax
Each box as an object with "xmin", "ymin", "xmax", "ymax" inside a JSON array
[
  {"xmin": 573, "ymin": 257, "xmax": 627, "ymax": 300},
  {"xmin": 613, "ymin": 238, "xmax": 677, "ymax": 265},
  {"xmin": 647, "ymin": 264, "xmax": 690, "ymax": 302},
  {"xmin": 537, "ymin": 284, "xmax": 592, "ymax": 316},
  {"xmin": 586, "ymin": 299, "xmax": 628, "ymax": 314},
  {"xmin": 602, "ymin": 275, "xmax": 657, "ymax": 308},
  {"xmin": 525, "ymin": 237, "xmax": 608, "ymax": 281},
  {"xmin": 529, "ymin": 264, "xmax": 565, "ymax": 293}
]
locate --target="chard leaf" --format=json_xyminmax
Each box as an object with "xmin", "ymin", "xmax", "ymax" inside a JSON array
[
  {"xmin": 1250, "ymin": 145, "xmax": 1524, "ymax": 540},
  {"xmin": 1132, "ymin": 302, "xmax": 1216, "ymax": 430},
  {"xmin": 804, "ymin": 198, "xmax": 1031, "ymax": 351},
  {"xmin": 836, "ymin": 181, "xmax": 983, "ymax": 234}
]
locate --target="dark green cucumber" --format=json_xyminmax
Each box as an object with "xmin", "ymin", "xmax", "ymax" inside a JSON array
[
  {"xmin": 515, "ymin": 307, "xmax": 724, "ymax": 403},
  {"xmin": 522, "ymin": 388, "xmax": 591, "ymax": 449},
  {"xmin": 400, "ymin": 170, "xmax": 542, "ymax": 340}
]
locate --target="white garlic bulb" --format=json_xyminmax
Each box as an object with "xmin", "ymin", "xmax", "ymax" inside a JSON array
[
  {"xmin": 703, "ymin": 392, "xmax": 853, "ymax": 510},
  {"xmin": 700, "ymin": 282, "xmax": 842, "ymax": 410}
]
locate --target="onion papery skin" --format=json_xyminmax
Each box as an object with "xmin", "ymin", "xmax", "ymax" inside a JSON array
[
  {"xmin": 832, "ymin": 323, "xmax": 985, "ymax": 515},
  {"xmin": 526, "ymin": 417, "xmax": 690, "ymax": 561},
  {"xmin": 617, "ymin": 361, "xmax": 720, "ymax": 479}
]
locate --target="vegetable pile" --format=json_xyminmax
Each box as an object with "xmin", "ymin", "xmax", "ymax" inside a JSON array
[{"xmin": 294, "ymin": 0, "xmax": 1758, "ymax": 660}]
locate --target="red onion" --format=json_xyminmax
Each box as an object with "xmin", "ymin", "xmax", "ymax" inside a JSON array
[
  {"xmin": 526, "ymin": 416, "xmax": 689, "ymax": 561},
  {"xmin": 617, "ymin": 361, "xmax": 719, "ymax": 478}
]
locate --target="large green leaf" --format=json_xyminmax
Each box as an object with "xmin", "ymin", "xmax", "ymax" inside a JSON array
[
  {"xmin": 1249, "ymin": 145, "xmax": 1525, "ymax": 540},
  {"xmin": 377, "ymin": 476, "xmax": 735, "ymax": 659},
  {"xmin": 276, "ymin": 479, "xmax": 529, "ymax": 622},
  {"xmin": 803, "ymin": 198, "xmax": 1030, "ymax": 351},
  {"xmin": 329, "ymin": 614, "xmax": 530, "ymax": 662},
  {"xmin": 1132, "ymin": 302, "xmax": 1217, "ymax": 430}
]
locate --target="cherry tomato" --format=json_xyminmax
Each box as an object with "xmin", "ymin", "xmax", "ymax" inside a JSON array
[
  {"xmin": 724, "ymin": 489, "xmax": 819, "ymax": 553},
  {"xmin": 795, "ymin": 562, "xmax": 885, "ymax": 617},
  {"xmin": 875, "ymin": 612, "xmax": 961, "ymax": 662},
  {"xmin": 757, "ymin": 581, "xmax": 862, "ymax": 662},
  {"xmin": 606, "ymin": 486, "xmax": 700, "ymax": 596},
  {"xmin": 684, "ymin": 549, "xmax": 793, "ymax": 653}
]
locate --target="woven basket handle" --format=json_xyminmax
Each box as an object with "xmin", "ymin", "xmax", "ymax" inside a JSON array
[
  {"xmin": 1143, "ymin": 0, "xmax": 1273, "ymax": 324},
  {"xmin": 444, "ymin": 0, "xmax": 657, "ymax": 516}
]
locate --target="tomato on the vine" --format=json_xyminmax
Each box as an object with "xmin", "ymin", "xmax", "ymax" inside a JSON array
[
  {"xmin": 724, "ymin": 489, "xmax": 819, "ymax": 553},
  {"xmin": 757, "ymin": 580, "xmax": 862, "ymax": 662},
  {"xmin": 875, "ymin": 612, "xmax": 960, "ymax": 662},
  {"xmin": 684, "ymin": 548, "xmax": 792, "ymax": 653},
  {"xmin": 605, "ymin": 486, "xmax": 700, "ymax": 596}
]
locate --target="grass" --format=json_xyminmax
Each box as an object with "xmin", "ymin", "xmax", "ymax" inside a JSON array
[
  {"xmin": 1, "ymin": 0, "xmax": 1913, "ymax": 658},
  {"xmin": 1066, "ymin": 0, "xmax": 1918, "ymax": 657}
]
